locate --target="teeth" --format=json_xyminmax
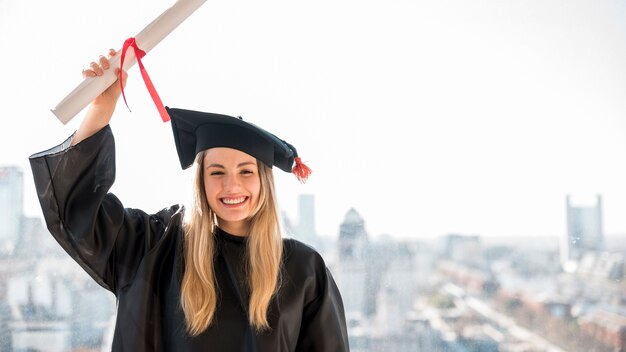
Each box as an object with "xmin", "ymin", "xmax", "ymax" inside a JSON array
[{"xmin": 222, "ymin": 196, "xmax": 246, "ymax": 205}]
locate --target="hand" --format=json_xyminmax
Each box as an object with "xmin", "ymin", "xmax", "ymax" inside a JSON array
[
  {"xmin": 82, "ymin": 49, "xmax": 128, "ymax": 109},
  {"xmin": 71, "ymin": 49, "xmax": 128, "ymax": 146}
]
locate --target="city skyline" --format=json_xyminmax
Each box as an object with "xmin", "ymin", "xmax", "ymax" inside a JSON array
[
  {"xmin": 1, "ymin": 163, "xmax": 624, "ymax": 351},
  {"xmin": 6, "ymin": 159, "xmax": 626, "ymax": 249},
  {"xmin": 2, "ymin": 0, "xmax": 626, "ymax": 240},
  {"xmin": 3, "ymin": 158, "xmax": 626, "ymax": 241}
]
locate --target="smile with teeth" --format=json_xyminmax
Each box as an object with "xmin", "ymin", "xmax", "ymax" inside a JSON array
[{"xmin": 221, "ymin": 196, "xmax": 248, "ymax": 205}]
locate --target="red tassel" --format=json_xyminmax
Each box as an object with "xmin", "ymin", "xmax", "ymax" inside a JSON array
[{"xmin": 292, "ymin": 157, "xmax": 312, "ymax": 183}]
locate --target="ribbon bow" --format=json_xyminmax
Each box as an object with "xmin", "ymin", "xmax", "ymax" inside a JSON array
[{"xmin": 119, "ymin": 37, "xmax": 170, "ymax": 122}]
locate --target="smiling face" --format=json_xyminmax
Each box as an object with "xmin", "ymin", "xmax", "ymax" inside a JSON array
[{"xmin": 202, "ymin": 147, "xmax": 261, "ymax": 236}]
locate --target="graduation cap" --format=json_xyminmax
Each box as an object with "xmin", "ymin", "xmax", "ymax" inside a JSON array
[{"xmin": 167, "ymin": 107, "xmax": 311, "ymax": 183}]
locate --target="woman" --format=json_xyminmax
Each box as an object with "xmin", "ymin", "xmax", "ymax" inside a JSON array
[{"xmin": 30, "ymin": 50, "xmax": 349, "ymax": 351}]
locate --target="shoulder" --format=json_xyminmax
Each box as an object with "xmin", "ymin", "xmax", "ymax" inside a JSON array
[
  {"xmin": 123, "ymin": 203, "xmax": 185, "ymax": 224},
  {"xmin": 283, "ymin": 238, "xmax": 325, "ymax": 264},
  {"xmin": 281, "ymin": 237, "xmax": 329, "ymax": 282},
  {"xmin": 153, "ymin": 205, "xmax": 186, "ymax": 239},
  {"xmin": 122, "ymin": 203, "xmax": 186, "ymax": 242},
  {"xmin": 280, "ymin": 238, "xmax": 336, "ymax": 306},
  {"xmin": 152, "ymin": 204, "xmax": 186, "ymax": 225}
]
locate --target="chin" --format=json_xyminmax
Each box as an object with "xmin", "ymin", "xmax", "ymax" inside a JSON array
[{"xmin": 217, "ymin": 212, "xmax": 250, "ymax": 224}]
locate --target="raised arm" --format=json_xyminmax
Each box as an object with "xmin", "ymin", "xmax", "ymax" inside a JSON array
[
  {"xmin": 71, "ymin": 49, "xmax": 128, "ymax": 146},
  {"xmin": 29, "ymin": 50, "xmax": 177, "ymax": 294}
]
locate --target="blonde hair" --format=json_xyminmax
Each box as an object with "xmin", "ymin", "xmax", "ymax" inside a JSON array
[{"xmin": 180, "ymin": 151, "xmax": 283, "ymax": 336}]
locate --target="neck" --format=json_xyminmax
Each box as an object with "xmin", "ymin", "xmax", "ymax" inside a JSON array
[{"xmin": 218, "ymin": 220, "xmax": 249, "ymax": 237}]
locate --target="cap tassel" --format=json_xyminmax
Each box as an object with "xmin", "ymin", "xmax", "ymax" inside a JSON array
[{"xmin": 292, "ymin": 157, "xmax": 312, "ymax": 183}]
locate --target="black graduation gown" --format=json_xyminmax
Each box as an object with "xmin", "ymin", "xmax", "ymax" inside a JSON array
[{"xmin": 29, "ymin": 125, "xmax": 350, "ymax": 352}]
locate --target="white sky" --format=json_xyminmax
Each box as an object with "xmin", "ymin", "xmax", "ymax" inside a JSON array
[{"xmin": 1, "ymin": 0, "xmax": 626, "ymax": 240}]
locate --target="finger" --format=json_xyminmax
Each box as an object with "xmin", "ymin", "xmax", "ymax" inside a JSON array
[
  {"xmin": 82, "ymin": 68, "xmax": 96, "ymax": 78},
  {"xmin": 90, "ymin": 61, "xmax": 104, "ymax": 76},
  {"xmin": 108, "ymin": 48, "xmax": 117, "ymax": 57},
  {"xmin": 98, "ymin": 55, "xmax": 110, "ymax": 70}
]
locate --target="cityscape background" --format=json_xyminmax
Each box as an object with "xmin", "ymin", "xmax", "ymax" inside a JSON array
[
  {"xmin": 2, "ymin": 0, "xmax": 626, "ymax": 240},
  {"xmin": 0, "ymin": 166, "xmax": 625, "ymax": 351},
  {"xmin": 2, "ymin": 0, "xmax": 626, "ymax": 351}
]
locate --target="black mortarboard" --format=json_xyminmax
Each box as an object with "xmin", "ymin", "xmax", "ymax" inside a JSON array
[{"xmin": 167, "ymin": 107, "xmax": 311, "ymax": 182}]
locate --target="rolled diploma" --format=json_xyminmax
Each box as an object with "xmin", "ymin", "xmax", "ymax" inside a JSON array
[{"xmin": 52, "ymin": 0, "xmax": 207, "ymax": 125}]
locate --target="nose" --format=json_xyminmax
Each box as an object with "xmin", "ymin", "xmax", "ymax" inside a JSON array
[{"xmin": 222, "ymin": 173, "xmax": 241, "ymax": 191}]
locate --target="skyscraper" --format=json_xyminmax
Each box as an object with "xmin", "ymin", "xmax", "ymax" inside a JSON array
[
  {"xmin": 336, "ymin": 208, "xmax": 369, "ymax": 318},
  {"xmin": 0, "ymin": 166, "xmax": 23, "ymax": 255},
  {"xmin": 296, "ymin": 194, "xmax": 317, "ymax": 244},
  {"xmin": 283, "ymin": 194, "xmax": 323, "ymax": 252},
  {"xmin": 562, "ymin": 194, "xmax": 604, "ymax": 268}
]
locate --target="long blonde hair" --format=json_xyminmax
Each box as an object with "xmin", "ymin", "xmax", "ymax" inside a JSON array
[{"xmin": 180, "ymin": 151, "xmax": 283, "ymax": 336}]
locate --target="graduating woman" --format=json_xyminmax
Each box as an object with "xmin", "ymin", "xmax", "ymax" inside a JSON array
[{"xmin": 29, "ymin": 50, "xmax": 350, "ymax": 351}]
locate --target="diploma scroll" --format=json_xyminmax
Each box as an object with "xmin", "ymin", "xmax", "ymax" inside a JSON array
[{"xmin": 52, "ymin": 0, "xmax": 207, "ymax": 125}]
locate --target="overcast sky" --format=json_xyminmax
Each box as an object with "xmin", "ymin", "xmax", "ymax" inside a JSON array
[{"xmin": 1, "ymin": 0, "xmax": 626, "ymax": 241}]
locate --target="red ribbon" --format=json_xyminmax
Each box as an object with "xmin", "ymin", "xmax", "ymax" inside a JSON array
[{"xmin": 119, "ymin": 37, "xmax": 170, "ymax": 122}]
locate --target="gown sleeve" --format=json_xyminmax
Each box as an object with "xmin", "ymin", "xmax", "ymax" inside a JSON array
[
  {"xmin": 296, "ymin": 251, "xmax": 350, "ymax": 351},
  {"xmin": 29, "ymin": 125, "xmax": 169, "ymax": 295}
]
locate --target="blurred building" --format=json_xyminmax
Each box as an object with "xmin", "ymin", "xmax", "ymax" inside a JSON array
[
  {"xmin": 578, "ymin": 251, "xmax": 624, "ymax": 281},
  {"xmin": 0, "ymin": 163, "xmax": 116, "ymax": 351},
  {"xmin": 562, "ymin": 195, "xmax": 604, "ymax": 269},
  {"xmin": 376, "ymin": 240, "xmax": 417, "ymax": 334},
  {"xmin": 0, "ymin": 166, "xmax": 23, "ymax": 256},
  {"xmin": 335, "ymin": 209, "xmax": 429, "ymax": 351},
  {"xmin": 9, "ymin": 280, "xmax": 72, "ymax": 352},
  {"xmin": 439, "ymin": 234, "xmax": 484, "ymax": 268},
  {"xmin": 296, "ymin": 194, "xmax": 316, "ymax": 241},
  {"xmin": 336, "ymin": 208, "xmax": 370, "ymax": 321},
  {"xmin": 4, "ymin": 254, "xmax": 116, "ymax": 351},
  {"xmin": 295, "ymin": 194, "xmax": 323, "ymax": 252},
  {"xmin": 0, "ymin": 276, "xmax": 11, "ymax": 352},
  {"xmin": 281, "ymin": 194, "xmax": 326, "ymax": 256},
  {"xmin": 579, "ymin": 308, "xmax": 626, "ymax": 351}
]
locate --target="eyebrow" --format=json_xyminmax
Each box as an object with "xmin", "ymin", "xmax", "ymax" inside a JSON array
[{"xmin": 205, "ymin": 161, "xmax": 256, "ymax": 169}]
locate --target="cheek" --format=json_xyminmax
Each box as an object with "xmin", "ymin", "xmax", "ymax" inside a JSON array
[
  {"xmin": 203, "ymin": 178, "xmax": 219, "ymax": 203},
  {"xmin": 248, "ymin": 178, "xmax": 262, "ymax": 201}
]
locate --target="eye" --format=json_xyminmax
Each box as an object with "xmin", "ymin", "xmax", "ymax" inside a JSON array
[
  {"xmin": 241, "ymin": 169, "xmax": 255, "ymax": 175},
  {"xmin": 209, "ymin": 171, "xmax": 224, "ymax": 176}
]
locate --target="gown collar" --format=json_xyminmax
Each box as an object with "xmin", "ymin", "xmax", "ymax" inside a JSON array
[{"xmin": 216, "ymin": 227, "xmax": 247, "ymax": 244}]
